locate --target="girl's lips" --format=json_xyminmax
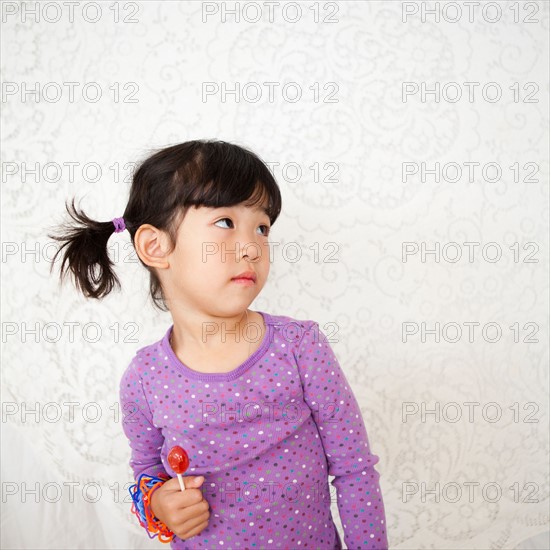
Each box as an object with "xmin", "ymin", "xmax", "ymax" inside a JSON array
[
  {"xmin": 232, "ymin": 270, "xmax": 257, "ymax": 282},
  {"xmin": 231, "ymin": 277, "xmax": 255, "ymax": 285}
]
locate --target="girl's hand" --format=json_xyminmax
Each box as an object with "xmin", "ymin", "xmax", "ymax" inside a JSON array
[{"xmin": 150, "ymin": 476, "xmax": 210, "ymax": 541}]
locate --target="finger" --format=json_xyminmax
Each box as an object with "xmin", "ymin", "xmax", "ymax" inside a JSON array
[
  {"xmin": 183, "ymin": 475, "xmax": 205, "ymax": 489},
  {"xmin": 176, "ymin": 498, "xmax": 210, "ymax": 522},
  {"xmin": 182, "ymin": 509, "xmax": 210, "ymax": 533},
  {"xmin": 178, "ymin": 519, "xmax": 210, "ymax": 541},
  {"xmin": 171, "ymin": 501, "xmax": 209, "ymax": 536},
  {"xmin": 171, "ymin": 487, "xmax": 206, "ymax": 508},
  {"xmin": 161, "ymin": 477, "xmax": 190, "ymax": 494}
]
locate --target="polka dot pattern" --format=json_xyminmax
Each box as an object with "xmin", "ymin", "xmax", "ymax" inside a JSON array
[{"xmin": 119, "ymin": 311, "xmax": 388, "ymax": 549}]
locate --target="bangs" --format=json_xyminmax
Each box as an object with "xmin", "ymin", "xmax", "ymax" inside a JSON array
[{"xmin": 176, "ymin": 141, "xmax": 282, "ymax": 225}]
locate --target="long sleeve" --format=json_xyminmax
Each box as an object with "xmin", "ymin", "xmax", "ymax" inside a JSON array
[
  {"xmin": 119, "ymin": 360, "xmax": 169, "ymax": 480},
  {"xmin": 294, "ymin": 322, "xmax": 389, "ymax": 549}
]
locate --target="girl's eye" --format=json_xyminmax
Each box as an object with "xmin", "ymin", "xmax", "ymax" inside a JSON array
[
  {"xmin": 214, "ymin": 218, "xmax": 270, "ymax": 236},
  {"xmin": 258, "ymin": 225, "xmax": 270, "ymax": 236},
  {"xmin": 214, "ymin": 218, "xmax": 234, "ymax": 229}
]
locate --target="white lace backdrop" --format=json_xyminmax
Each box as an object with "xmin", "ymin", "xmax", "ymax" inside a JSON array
[{"xmin": 1, "ymin": 1, "xmax": 549, "ymax": 549}]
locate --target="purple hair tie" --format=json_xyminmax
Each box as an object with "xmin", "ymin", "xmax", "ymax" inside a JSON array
[{"xmin": 112, "ymin": 217, "xmax": 126, "ymax": 233}]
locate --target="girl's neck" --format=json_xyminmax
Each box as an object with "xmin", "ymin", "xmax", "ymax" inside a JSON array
[
  {"xmin": 169, "ymin": 309, "xmax": 251, "ymax": 354},
  {"xmin": 169, "ymin": 310, "xmax": 266, "ymax": 374}
]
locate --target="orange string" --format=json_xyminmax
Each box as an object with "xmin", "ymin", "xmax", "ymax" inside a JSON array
[{"xmin": 131, "ymin": 475, "xmax": 174, "ymax": 543}]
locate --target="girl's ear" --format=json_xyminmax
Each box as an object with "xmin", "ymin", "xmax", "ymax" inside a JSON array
[{"xmin": 134, "ymin": 224, "xmax": 171, "ymax": 269}]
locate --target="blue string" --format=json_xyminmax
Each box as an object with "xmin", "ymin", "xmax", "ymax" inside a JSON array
[{"xmin": 128, "ymin": 473, "xmax": 168, "ymax": 539}]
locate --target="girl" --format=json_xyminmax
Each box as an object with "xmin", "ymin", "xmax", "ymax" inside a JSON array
[{"xmin": 49, "ymin": 139, "xmax": 388, "ymax": 549}]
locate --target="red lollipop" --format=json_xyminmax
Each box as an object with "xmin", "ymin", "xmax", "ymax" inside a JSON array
[{"xmin": 168, "ymin": 446, "xmax": 189, "ymax": 491}]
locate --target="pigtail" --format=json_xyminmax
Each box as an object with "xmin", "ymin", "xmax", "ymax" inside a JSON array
[{"xmin": 47, "ymin": 197, "xmax": 122, "ymax": 299}]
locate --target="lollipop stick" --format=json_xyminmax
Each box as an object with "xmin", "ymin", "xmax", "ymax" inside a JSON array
[{"xmin": 177, "ymin": 473, "xmax": 185, "ymax": 492}]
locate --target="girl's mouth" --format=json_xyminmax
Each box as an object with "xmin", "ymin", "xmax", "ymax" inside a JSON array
[
  {"xmin": 231, "ymin": 270, "xmax": 257, "ymax": 284},
  {"xmin": 231, "ymin": 278, "xmax": 255, "ymax": 286}
]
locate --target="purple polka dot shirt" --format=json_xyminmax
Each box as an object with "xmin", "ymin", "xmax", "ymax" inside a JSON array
[{"xmin": 119, "ymin": 311, "xmax": 388, "ymax": 549}]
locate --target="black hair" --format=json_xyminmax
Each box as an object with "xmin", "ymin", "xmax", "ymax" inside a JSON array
[{"xmin": 47, "ymin": 139, "xmax": 282, "ymax": 311}]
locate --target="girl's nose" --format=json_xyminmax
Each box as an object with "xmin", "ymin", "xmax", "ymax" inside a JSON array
[{"xmin": 241, "ymin": 240, "xmax": 261, "ymax": 262}]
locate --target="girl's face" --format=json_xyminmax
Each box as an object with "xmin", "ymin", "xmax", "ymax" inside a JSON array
[{"xmin": 164, "ymin": 201, "xmax": 272, "ymax": 316}]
